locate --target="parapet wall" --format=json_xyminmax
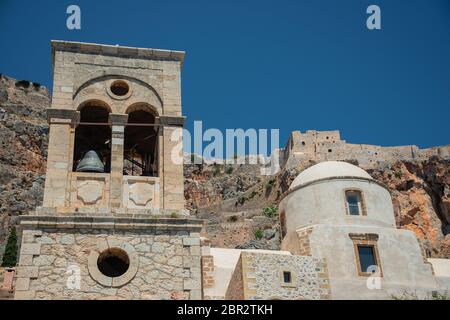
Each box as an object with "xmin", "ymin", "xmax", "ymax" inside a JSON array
[
  {"xmin": 225, "ymin": 251, "xmax": 331, "ymax": 300},
  {"xmin": 281, "ymin": 130, "xmax": 450, "ymax": 169}
]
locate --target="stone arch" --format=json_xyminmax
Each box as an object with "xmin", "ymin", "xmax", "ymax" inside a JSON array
[
  {"xmin": 123, "ymin": 102, "xmax": 159, "ymax": 177},
  {"xmin": 77, "ymin": 99, "xmax": 112, "ymax": 113},
  {"xmin": 74, "ymin": 73, "xmax": 163, "ymax": 107},
  {"xmin": 125, "ymin": 102, "xmax": 159, "ymax": 117},
  {"xmin": 88, "ymin": 238, "xmax": 139, "ymax": 287},
  {"xmin": 73, "ymin": 99, "xmax": 112, "ymax": 173}
]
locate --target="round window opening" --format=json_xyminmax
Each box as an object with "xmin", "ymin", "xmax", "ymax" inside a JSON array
[
  {"xmin": 97, "ymin": 248, "xmax": 130, "ymax": 278},
  {"xmin": 110, "ymin": 80, "xmax": 130, "ymax": 96}
]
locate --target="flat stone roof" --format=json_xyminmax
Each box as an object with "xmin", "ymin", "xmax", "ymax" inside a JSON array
[
  {"xmin": 51, "ymin": 40, "xmax": 185, "ymax": 63},
  {"xmin": 428, "ymin": 258, "xmax": 450, "ymax": 277}
]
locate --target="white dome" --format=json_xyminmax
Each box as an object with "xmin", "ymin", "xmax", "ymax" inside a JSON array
[{"xmin": 290, "ymin": 161, "xmax": 373, "ymax": 189}]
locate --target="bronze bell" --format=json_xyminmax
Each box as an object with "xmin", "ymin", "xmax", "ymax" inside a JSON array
[{"xmin": 76, "ymin": 150, "xmax": 105, "ymax": 173}]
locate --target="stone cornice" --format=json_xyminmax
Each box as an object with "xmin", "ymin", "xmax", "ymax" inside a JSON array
[
  {"xmin": 349, "ymin": 233, "xmax": 379, "ymax": 241},
  {"xmin": 51, "ymin": 40, "xmax": 185, "ymax": 65},
  {"xmin": 157, "ymin": 115, "xmax": 186, "ymax": 127},
  {"xmin": 46, "ymin": 108, "xmax": 80, "ymax": 125},
  {"xmin": 19, "ymin": 214, "xmax": 203, "ymax": 232}
]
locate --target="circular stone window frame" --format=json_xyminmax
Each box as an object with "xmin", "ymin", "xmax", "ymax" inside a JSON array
[
  {"xmin": 106, "ymin": 79, "xmax": 133, "ymax": 100},
  {"xmin": 88, "ymin": 239, "xmax": 139, "ymax": 287}
]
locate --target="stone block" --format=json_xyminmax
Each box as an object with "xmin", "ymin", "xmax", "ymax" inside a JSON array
[
  {"xmin": 15, "ymin": 278, "xmax": 30, "ymax": 291},
  {"xmin": 60, "ymin": 234, "xmax": 75, "ymax": 245},
  {"xmin": 189, "ymin": 289, "xmax": 202, "ymax": 300},
  {"xmin": 183, "ymin": 278, "xmax": 201, "ymax": 291},
  {"xmin": 22, "ymin": 234, "xmax": 37, "ymax": 244},
  {"xmin": 16, "ymin": 266, "xmax": 38, "ymax": 279},
  {"xmin": 14, "ymin": 290, "xmax": 36, "ymax": 300},
  {"xmin": 18, "ymin": 254, "xmax": 33, "ymax": 266},
  {"xmin": 190, "ymin": 246, "xmax": 201, "ymax": 256},
  {"xmin": 183, "ymin": 237, "xmax": 200, "ymax": 247},
  {"xmin": 183, "ymin": 256, "xmax": 201, "ymax": 268},
  {"xmin": 20, "ymin": 243, "xmax": 41, "ymax": 256}
]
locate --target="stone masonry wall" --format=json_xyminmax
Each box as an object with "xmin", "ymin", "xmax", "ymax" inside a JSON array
[
  {"xmin": 232, "ymin": 252, "xmax": 331, "ymax": 300},
  {"xmin": 15, "ymin": 228, "xmax": 202, "ymax": 300},
  {"xmin": 201, "ymin": 255, "xmax": 215, "ymax": 290}
]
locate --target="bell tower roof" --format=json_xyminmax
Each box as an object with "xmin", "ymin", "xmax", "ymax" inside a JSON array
[{"xmin": 51, "ymin": 40, "xmax": 185, "ymax": 66}]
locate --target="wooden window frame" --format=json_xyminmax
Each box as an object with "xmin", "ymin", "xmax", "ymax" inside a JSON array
[
  {"xmin": 349, "ymin": 233, "xmax": 383, "ymax": 277},
  {"xmin": 344, "ymin": 189, "xmax": 367, "ymax": 216}
]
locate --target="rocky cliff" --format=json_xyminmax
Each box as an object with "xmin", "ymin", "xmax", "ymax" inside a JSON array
[
  {"xmin": 0, "ymin": 75, "xmax": 448, "ymax": 262},
  {"xmin": 0, "ymin": 75, "xmax": 49, "ymax": 259},
  {"xmin": 185, "ymin": 157, "xmax": 450, "ymax": 258}
]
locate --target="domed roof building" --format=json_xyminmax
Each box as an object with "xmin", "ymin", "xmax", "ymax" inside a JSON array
[
  {"xmin": 289, "ymin": 161, "xmax": 373, "ymax": 189},
  {"xmin": 279, "ymin": 161, "xmax": 439, "ymax": 299}
]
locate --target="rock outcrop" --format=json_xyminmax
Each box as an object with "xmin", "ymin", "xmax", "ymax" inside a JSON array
[
  {"xmin": 368, "ymin": 159, "xmax": 450, "ymax": 257},
  {"xmin": 0, "ymin": 75, "xmax": 49, "ymax": 260}
]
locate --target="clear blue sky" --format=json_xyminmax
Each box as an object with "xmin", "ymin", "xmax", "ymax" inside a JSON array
[{"xmin": 1, "ymin": 0, "xmax": 449, "ymax": 152}]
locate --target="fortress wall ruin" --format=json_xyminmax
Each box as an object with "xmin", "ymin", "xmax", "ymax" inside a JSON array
[{"xmin": 281, "ymin": 130, "xmax": 450, "ymax": 169}]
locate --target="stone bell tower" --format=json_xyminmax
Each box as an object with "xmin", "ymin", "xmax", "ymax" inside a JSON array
[{"xmin": 14, "ymin": 41, "xmax": 203, "ymax": 300}]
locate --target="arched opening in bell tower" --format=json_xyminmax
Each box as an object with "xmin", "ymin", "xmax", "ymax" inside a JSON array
[
  {"xmin": 73, "ymin": 101, "xmax": 112, "ymax": 173},
  {"xmin": 124, "ymin": 104, "xmax": 159, "ymax": 177}
]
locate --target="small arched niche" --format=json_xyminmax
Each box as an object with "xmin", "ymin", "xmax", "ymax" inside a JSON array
[
  {"xmin": 123, "ymin": 103, "xmax": 159, "ymax": 177},
  {"xmin": 73, "ymin": 100, "xmax": 112, "ymax": 173}
]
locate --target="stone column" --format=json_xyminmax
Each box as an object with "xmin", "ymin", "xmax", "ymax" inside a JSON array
[
  {"xmin": 160, "ymin": 116, "xmax": 185, "ymax": 211},
  {"xmin": 43, "ymin": 109, "xmax": 79, "ymax": 208},
  {"xmin": 108, "ymin": 113, "xmax": 128, "ymax": 209}
]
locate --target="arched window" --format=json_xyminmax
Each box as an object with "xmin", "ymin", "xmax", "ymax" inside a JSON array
[
  {"xmin": 124, "ymin": 105, "xmax": 158, "ymax": 176},
  {"xmin": 73, "ymin": 102, "xmax": 111, "ymax": 173},
  {"xmin": 345, "ymin": 190, "xmax": 366, "ymax": 216}
]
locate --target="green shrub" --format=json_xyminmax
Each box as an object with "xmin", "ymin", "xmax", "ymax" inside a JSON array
[
  {"xmin": 254, "ymin": 229, "xmax": 264, "ymax": 240},
  {"xmin": 225, "ymin": 165, "xmax": 233, "ymax": 174},
  {"xmin": 265, "ymin": 179, "xmax": 276, "ymax": 191},
  {"xmin": 262, "ymin": 205, "xmax": 278, "ymax": 218},
  {"xmin": 236, "ymin": 196, "xmax": 247, "ymax": 206},
  {"xmin": 212, "ymin": 164, "xmax": 221, "ymax": 176},
  {"xmin": 248, "ymin": 191, "xmax": 258, "ymax": 199},
  {"xmin": 227, "ymin": 215, "xmax": 239, "ymax": 222},
  {"xmin": 432, "ymin": 292, "xmax": 450, "ymax": 300},
  {"xmin": 394, "ymin": 170, "xmax": 402, "ymax": 179},
  {"xmin": 1, "ymin": 227, "xmax": 18, "ymax": 267},
  {"xmin": 170, "ymin": 211, "xmax": 179, "ymax": 218}
]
